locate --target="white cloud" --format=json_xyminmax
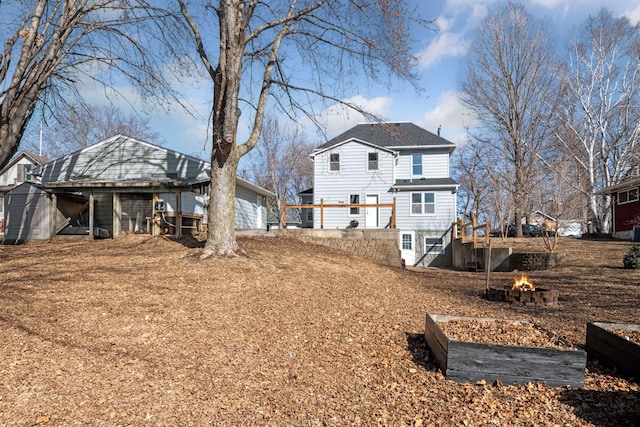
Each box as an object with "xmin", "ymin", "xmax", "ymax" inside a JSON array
[
  {"xmin": 418, "ymin": 31, "xmax": 470, "ymax": 69},
  {"xmin": 420, "ymin": 2, "xmax": 490, "ymax": 70},
  {"xmin": 436, "ymin": 16, "xmax": 454, "ymax": 32},
  {"xmin": 444, "ymin": 0, "xmax": 494, "ymax": 9},
  {"xmin": 421, "ymin": 90, "xmax": 479, "ymax": 145},
  {"xmin": 423, "ymin": 90, "xmax": 475, "ymax": 128},
  {"xmin": 529, "ymin": 0, "xmax": 565, "ymax": 8},
  {"xmin": 623, "ymin": 4, "xmax": 640, "ymax": 24},
  {"xmin": 304, "ymin": 95, "xmax": 393, "ymax": 138}
]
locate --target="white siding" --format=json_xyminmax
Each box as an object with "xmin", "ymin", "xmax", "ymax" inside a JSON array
[
  {"xmin": 395, "ymin": 189, "xmax": 456, "ymax": 268},
  {"xmin": 313, "ymin": 141, "xmax": 395, "ymax": 229},
  {"xmin": 0, "ymin": 158, "xmax": 37, "ymax": 186},
  {"xmin": 235, "ymin": 184, "xmax": 266, "ymax": 229},
  {"xmin": 396, "ymin": 150, "xmax": 450, "ymax": 179},
  {"xmin": 181, "ymin": 192, "xmax": 206, "ymax": 216},
  {"xmin": 394, "ymin": 190, "xmax": 456, "ymax": 231}
]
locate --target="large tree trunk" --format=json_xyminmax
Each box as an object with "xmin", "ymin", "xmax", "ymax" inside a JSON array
[
  {"xmin": 0, "ymin": 122, "xmax": 26, "ymax": 169},
  {"xmin": 203, "ymin": 148, "xmax": 240, "ymax": 257}
]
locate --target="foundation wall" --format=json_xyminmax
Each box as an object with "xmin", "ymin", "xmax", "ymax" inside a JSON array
[{"xmin": 281, "ymin": 228, "xmax": 402, "ymax": 268}]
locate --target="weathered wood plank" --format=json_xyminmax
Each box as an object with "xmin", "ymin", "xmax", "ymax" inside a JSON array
[
  {"xmin": 424, "ymin": 314, "xmax": 449, "ymax": 371},
  {"xmin": 447, "ymin": 341, "xmax": 585, "ymax": 387},
  {"xmin": 586, "ymin": 322, "xmax": 640, "ymax": 377},
  {"xmin": 424, "ymin": 313, "xmax": 586, "ymax": 388}
]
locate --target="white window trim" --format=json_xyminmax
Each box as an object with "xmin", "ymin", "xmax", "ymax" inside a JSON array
[
  {"xmin": 401, "ymin": 233, "xmax": 413, "ymax": 250},
  {"xmin": 348, "ymin": 194, "xmax": 360, "ymax": 216},
  {"xmin": 618, "ymin": 188, "xmax": 639, "ymax": 205},
  {"xmin": 409, "ymin": 191, "xmax": 436, "ymax": 216},
  {"xmin": 367, "ymin": 152, "xmax": 379, "ymax": 171},
  {"xmin": 424, "ymin": 236, "xmax": 445, "ymax": 254},
  {"xmin": 329, "ymin": 152, "xmax": 340, "ymax": 172},
  {"xmin": 412, "ymin": 153, "xmax": 423, "ymax": 177}
]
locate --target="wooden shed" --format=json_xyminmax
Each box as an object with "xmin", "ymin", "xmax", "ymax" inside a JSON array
[
  {"xmin": 3, "ymin": 183, "xmax": 53, "ymax": 243},
  {"xmin": 4, "ymin": 134, "xmax": 274, "ymax": 242}
]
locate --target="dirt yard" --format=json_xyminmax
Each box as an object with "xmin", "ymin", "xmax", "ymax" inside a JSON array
[{"xmin": 0, "ymin": 234, "xmax": 638, "ymax": 426}]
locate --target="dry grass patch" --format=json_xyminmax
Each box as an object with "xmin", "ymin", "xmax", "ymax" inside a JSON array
[{"xmin": 0, "ymin": 235, "xmax": 638, "ymax": 426}]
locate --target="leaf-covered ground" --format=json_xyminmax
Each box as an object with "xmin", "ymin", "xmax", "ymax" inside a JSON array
[{"xmin": 0, "ymin": 234, "xmax": 638, "ymax": 426}]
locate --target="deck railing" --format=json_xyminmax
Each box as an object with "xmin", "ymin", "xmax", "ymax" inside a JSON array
[
  {"xmin": 283, "ymin": 198, "xmax": 396, "ymax": 229},
  {"xmin": 453, "ymin": 217, "xmax": 490, "ymax": 247}
]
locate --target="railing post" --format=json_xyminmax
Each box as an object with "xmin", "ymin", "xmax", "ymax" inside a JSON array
[
  {"xmin": 320, "ymin": 199, "xmax": 324, "ymax": 229},
  {"xmin": 472, "ymin": 217, "xmax": 477, "ymax": 247},
  {"xmin": 392, "ymin": 197, "xmax": 396, "ymax": 228},
  {"xmin": 282, "ymin": 200, "xmax": 287, "ymax": 228},
  {"xmin": 485, "ymin": 221, "xmax": 490, "ymax": 245}
]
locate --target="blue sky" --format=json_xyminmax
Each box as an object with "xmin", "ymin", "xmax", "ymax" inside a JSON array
[{"xmin": 68, "ymin": 0, "xmax": 640, "ymax": 159}]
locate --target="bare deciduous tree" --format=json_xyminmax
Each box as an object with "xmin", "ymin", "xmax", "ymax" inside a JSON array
[
  {"xmin": 23, "ymin": 103, "xmax": 161, "ymax": 157},
  {"xmin": 246, "ymin": 116, "xmax": 313, "ymax": 225},
  {"xmin": 460, "ymin": 3, "xmax": 557, "ymax": 237},
  {"xmin": 452, "ymin": 140, "xmax": 491, "ymax": 222},
  {"xmin": 453, "ymin": 131, "xmax": 515, "ymax": 239},
  {"xmin": 0, "ymin": 1, "xmax": 182, "ymax": 169},
  {"xmin": 552, "ymin": 9, "xmax": 640, "ymax": 233},
  {"xmin": 178, "ymin": 0, "xmax": 421, "ymax": 256}
]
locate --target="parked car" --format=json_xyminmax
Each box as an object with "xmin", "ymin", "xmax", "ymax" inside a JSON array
[
  {"xmin": 506, "ymin": 224, "xmax": 542, "ymax": 237},
  {"xmin": 557, "ymin": 222, "xmax": 583, "ymax": 238}
]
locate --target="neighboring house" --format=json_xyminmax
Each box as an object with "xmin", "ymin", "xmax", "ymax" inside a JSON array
[
  {"xmin": 298, "ymin": 188, "xmax": 314, "ymax": 228},
  {"xmin": 0, "ymin": 151, "xmax": 49, "ymax": 235},
  {"xmin": 3, "ymin": 135, "xmax": 273, "ymax": 243},
  {"xmin": 309, "ymin": 122, "xmax": 458, "ymax": 267},
  {"xmin": 600, "ymin": 175, "xmax": 640, "ymax": 240}
]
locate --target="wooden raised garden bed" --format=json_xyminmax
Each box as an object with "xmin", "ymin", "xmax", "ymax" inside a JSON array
[
  {"xmin": 424, "ymin": 314, "xmax": 586, "ymax": 387},
  {"xmin": 586, "ymin": 321, "xmax": 640, "ymax": 377}
]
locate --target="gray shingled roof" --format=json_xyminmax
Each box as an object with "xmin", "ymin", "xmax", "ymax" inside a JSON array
[
  {"xmin": 316, "ymin": 122, "xmax": 455, "ymax": 150},
  {"xmin": 393, "ymin": 177, "xmax": 458, "ymax": 189}
]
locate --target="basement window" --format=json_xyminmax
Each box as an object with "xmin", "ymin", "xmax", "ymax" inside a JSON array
[{"xmin": 424, "ymin": 236, "xmax": 444, "ymax": 254}]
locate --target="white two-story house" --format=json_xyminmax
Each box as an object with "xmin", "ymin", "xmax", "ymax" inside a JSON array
[{"xmin": 310, "ymin": 122, "xmax": 458, "ymax": 267}]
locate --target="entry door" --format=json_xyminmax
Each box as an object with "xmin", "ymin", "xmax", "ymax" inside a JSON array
[
  {"xmin": 400, "ymin": 231, "xmax": 415, "ymax": 266},
  {"xmin": 365, "ymin": 194, "xmax": 379, "ymax": 228}
]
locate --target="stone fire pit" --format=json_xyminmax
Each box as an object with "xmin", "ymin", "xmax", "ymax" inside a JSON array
[
  {"xmin": 486, "ymin": 285, "xmax": 559, "ymax": 305},
  {"xmin": 486, "ymin": 274, "xmax": 559, "ymax": 305}
]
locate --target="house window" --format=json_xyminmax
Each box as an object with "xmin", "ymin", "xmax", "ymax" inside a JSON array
[
  {"xmin": 368, "ymin": 152, "xmax": 379, "ymax": 171},
  {"xmin": 330, "ymin": 153, "xmax": 340, "ymax": 171},
  {"xmin": 618, "ymin": 188, "xmax": 639, "ymax": 204},
  {"xmin": 349, "ymin": 194, "xmax": 360, "ymax": 215},
  {"xmin": 401, "ymin": 233, "xmax": 412, "ymax": 250},
  {"xmin": 412, "ymin": 154, "xmax": 422, "ymax": 176},
  {"xmin": 411, "ymin": 192, "xmax": 435, "ymax": 215},
  {"xmin": 425, "ymin": 236, "xmax": 444, "ymax": 254},
  {"xmin": 17, "ymin": 164, "xmax": 32, "ymax": 182}
]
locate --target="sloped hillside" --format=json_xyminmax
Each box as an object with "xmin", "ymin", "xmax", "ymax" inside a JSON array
[{"xmin": 0, "ymin": 235, "xmax": 638, "ymax": 426}]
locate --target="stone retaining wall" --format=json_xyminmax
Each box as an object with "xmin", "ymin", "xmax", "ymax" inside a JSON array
[
  {"xmin": 510, "ymin": 252, "xmax": 565, "ymax": 271},
  {"xmin": 281, "ymin": 228, "xmax": 402, "ymax": 268}
]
